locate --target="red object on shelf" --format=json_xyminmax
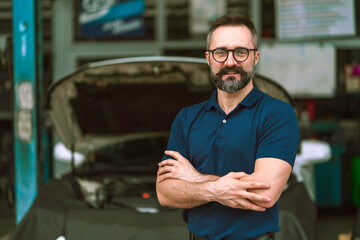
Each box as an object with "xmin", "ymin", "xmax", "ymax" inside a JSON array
[{"xmin": 306, "ymin": 99, "xmax": 315, "ymax": 121}]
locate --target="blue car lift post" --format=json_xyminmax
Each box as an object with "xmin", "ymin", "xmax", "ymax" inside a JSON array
[{"xmin": 12, "ymin": 0, "xmax": 49, "ymax": 223}]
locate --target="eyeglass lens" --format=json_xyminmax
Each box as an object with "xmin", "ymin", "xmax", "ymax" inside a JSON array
[{"xmin": 213, "ymin": 48, "xmax": 249, "ymax": 62}]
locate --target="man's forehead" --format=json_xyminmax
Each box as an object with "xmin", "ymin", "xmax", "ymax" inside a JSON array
[{"xmin": 210, "ymin": 26, "xmax": 253, "ymax": 48}]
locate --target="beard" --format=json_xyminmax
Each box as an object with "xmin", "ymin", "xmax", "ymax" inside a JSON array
[{"xmin": 210, "ymin": 62, "xmax": 255, "ymax": 93}]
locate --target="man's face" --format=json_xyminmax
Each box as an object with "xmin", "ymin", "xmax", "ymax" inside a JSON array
[{"xmin": 206, "ymin": 26, "xmax": 259, "ymax": 93}]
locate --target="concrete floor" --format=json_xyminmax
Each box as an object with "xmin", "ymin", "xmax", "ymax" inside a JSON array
[
  {"xmin": 315, "ymin": 211, "xmax": 355, "ymax": 240},
  {"xmin": 0, "ymin": 195, "xmax": 356, "ymax": 240}
]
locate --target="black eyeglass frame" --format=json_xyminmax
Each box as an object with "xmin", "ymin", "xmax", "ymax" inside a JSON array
[{"xmin": 206, "ymin": 47, "xmax": 258, "ymax": 63}]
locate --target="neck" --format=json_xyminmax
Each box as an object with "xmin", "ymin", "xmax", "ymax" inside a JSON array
[{"xmin": 217, "ymin": 81, "xmax": 254, "ymax": 115}]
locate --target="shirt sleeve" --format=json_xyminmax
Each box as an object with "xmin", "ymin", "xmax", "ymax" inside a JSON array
[
  {"xmin": 256, "ymin": 101, "xmax": 300, "ymax": 167},
  {"xmin": 161, "ymin": 108, "xmax": 189, "ymax": 161}
]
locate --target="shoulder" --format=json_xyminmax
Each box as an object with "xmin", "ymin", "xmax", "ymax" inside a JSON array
[
  {"xmin": 261, "ymin": 92, "xmax": 293, "ymax": 109},
  {"xmin": 258, "ymin": 92, "xmax": 296, "ymax": 118},
  {"xmin": 255, "ymin": 92, "xmax": 299, "ymax": 136}
]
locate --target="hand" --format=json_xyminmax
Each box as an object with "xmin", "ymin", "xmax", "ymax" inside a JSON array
[
  {"xmin": 157, "ymin": 150, "xmax": 201, "ymax": 183},
  {"xmin": 211, "ymin": 172, "xmax": 271, "ymax": 211}
]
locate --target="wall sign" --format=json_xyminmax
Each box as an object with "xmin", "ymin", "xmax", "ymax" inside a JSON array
[
  {"xmin": 79, "ymin": 0, "xmax": 145, "ymax": 38},
  {"xmin": 275, "ymin": 0, "xmax": 356, "ymax": 40}
]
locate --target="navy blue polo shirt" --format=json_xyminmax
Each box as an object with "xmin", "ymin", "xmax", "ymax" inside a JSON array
[{"xmin": 163, "ymin": 85, "xmax": 300, "ymax": 240}]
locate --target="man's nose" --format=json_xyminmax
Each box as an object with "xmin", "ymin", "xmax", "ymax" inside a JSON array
[{"xmin": 224, "ymin": 51, "xmax": 237, "ymax": 67}]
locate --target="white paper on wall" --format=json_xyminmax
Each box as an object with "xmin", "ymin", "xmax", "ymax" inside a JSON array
[
  {"xmin": 189, "ymin": 0, "xmax": 226, "ymax": 35},
  {"xmin": 257, "ymin": 43, "xmax": 336, "ymax": 98}
]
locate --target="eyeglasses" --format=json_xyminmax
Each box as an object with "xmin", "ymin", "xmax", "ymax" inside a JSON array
[{"xmin": 206, "ymin": 47, "xmax": 257, "ymax": 63}]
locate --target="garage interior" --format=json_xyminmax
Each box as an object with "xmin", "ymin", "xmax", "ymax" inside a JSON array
[{"xmin": 1, "ymin": 0, "xmax": 360, "ymax": 239}]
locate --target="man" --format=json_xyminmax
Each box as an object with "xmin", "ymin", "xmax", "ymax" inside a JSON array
[{"xmin": 156, "ymin": 13, "xmax": 299, "ymax": 240}]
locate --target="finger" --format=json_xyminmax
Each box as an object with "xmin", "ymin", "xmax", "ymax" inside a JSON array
[
  {"xmin": 157, "ymin": 172, "xmax": 174, "ymax": 183},
  {"xmin": 164, "ymin": 150, "xmax": 183, "ymax": 161},
  {"xmin": 238, "ymin": 199, "xmax": 266, "ymax": 212},
  {"xmin": 158, "ymin": 159, "xmax": 176, "ymax": 167},
  {"xmin": 241, "ymin": 191, "xmax": 271, "ymax": 203},
  {"xmin": 157, "ymin": 166, "xmax": 173, "ymax": 175},
  {"xmin": 241, "ymin": 181, "xmax": 270, "ymax": 190}
]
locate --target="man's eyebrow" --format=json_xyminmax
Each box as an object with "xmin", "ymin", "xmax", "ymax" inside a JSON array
[{"xmin": 211, "ymin": 46, "xmax": 249, "ymax": 49}]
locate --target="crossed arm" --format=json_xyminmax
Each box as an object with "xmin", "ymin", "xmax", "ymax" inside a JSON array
[{"xmin": 156, "ymin": 150, "xmax": 292, "ymax": 211}]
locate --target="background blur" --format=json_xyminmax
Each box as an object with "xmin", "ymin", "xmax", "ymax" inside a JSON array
[{"xmin": 1, "ymin": 0, "xmax": 360, "ymax": 239}]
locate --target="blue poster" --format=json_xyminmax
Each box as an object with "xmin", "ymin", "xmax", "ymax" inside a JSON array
[{"xmin": 79, "ymin": 0, "xmax": 145, "ymax": 38}]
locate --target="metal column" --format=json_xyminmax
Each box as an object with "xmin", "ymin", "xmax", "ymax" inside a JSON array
[{"xmin": 12, "ymin": 0, "xmax": 44, "ymax": 223}]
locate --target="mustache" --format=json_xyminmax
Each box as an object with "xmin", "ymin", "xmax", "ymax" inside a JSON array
[{"xmin": 216, "ymin": 66, "xmax": 247, "ymax": 77}]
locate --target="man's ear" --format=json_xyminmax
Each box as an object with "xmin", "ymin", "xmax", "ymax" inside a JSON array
[
  {"xmin": 254, "ymin": 51, "xmax": 260, "ymax": 66},
  {"xmin": 205, "ymin": 51, "xmax": 210, "ymax": 66}
]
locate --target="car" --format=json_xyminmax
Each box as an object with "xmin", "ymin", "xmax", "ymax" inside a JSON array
[{"xmin": 8, "ymin": 56, "xmax": 315, "ymax": 240}]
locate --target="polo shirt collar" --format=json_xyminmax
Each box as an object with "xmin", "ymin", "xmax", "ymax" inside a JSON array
[
  {"xmin": 205, "ymin": 91, "xmax": 218, "ymax": 111},
  {"xmin": 240, "ymin": 84, "xmax": 264, "ymax": 107},
  {"xmin": 205, "ymin": 84, "xmax": 264, "ymax": 111}
]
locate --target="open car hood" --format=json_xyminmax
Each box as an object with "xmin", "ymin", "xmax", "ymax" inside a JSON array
[
  {"xmin": 47, "ymin": 56, "xmax": 293, "ymax": 154},
  {"xmin": 47, "ymin": 56, "xmax": 214, "ymax": 154}
]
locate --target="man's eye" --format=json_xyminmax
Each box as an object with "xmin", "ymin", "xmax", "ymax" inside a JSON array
[
  {"xmin": 215, "ymin": 50, "xmax": 226, "ymax": 55},
  {"xmin": 235, "ymin": 49, "xmax": 247, "ymax": 55}
]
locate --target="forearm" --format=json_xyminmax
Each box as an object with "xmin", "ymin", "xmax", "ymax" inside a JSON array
[
  {"xmin": 157, "ymin": 151, "xmax": 272, "ymax": 211},
  {"xmin": 192, "ymin": 173, "xmax": 220, "ymax": 183},
  {"xmin": 156, "ymin": 172, "xmax": 272, "ymax": 211},
  {"xmin": 156, "ymin": 178, "xmax": 213, "ymax": 208}
]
